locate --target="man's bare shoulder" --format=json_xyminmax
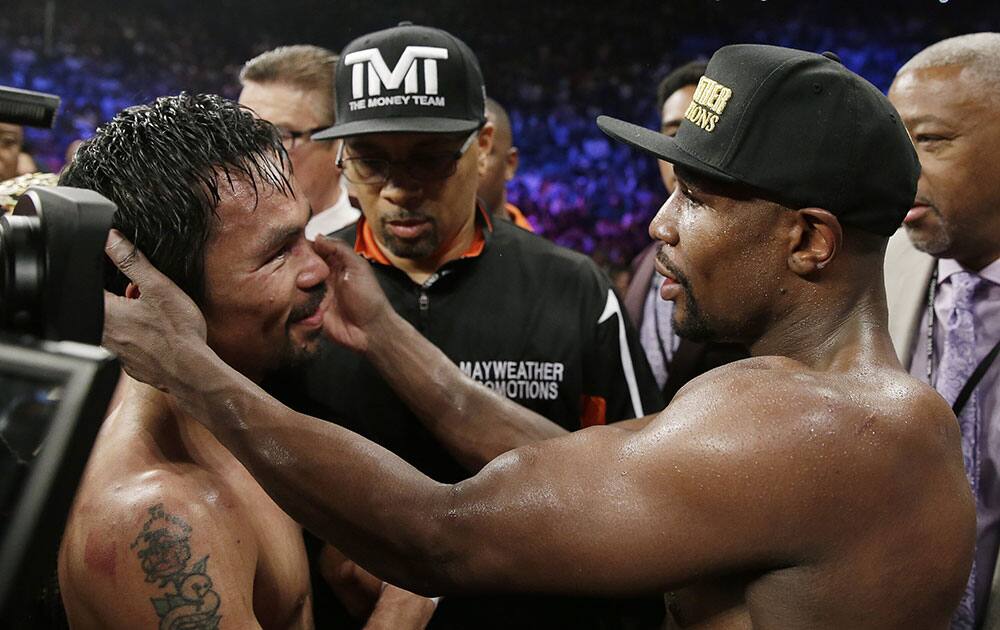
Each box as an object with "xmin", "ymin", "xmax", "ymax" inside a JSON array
[
  {"xmin": 646, "ymin": 356, "xmax": 965, "ymax": 514},
  {"xmin": 664, "ymin": 355, "xmax": 956, "ymax": 442},
  {"xmin": 59, "ymin": 449, "xmax": 258, "ymax": 628}
]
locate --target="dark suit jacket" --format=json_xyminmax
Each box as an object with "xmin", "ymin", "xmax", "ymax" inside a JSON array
[{"xmin": 624, "ymin": 243, "xmax": 748, "ymax": 402}]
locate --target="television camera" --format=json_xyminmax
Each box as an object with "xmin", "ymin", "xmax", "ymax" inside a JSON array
[{"xmin": 0, "ymin": 85, "xmax": 119, "ymax": 627}]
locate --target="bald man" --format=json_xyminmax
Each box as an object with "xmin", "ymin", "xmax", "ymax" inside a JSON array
[
  {"xmin": 885, "ymin": 32, "xmax": 1000, "ymax": 629},
  {"xmin": 477, "ymin": 97, "xmax": 532, "ymax": 230}
]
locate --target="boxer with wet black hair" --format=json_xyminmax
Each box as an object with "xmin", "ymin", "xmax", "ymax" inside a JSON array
[{"xmin": 58, "ymin": 93, "xmax": 433, "ymax": 629}]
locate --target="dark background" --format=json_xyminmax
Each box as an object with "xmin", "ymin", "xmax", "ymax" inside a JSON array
[{"xmin": 2, "ymin": 0, "xmax": 997, "ymax": 264}]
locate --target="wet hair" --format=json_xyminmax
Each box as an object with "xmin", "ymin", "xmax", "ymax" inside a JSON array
[
  {"xmin": 656, "ymin": 60, "xmax": 709, "ymax": 112},
  {"xmin": 898, "ymin": 32, "xmax": 1000, "ymax": 88},
  {"xmin": 59, "ymin": 92, "xmax": 291, "ymax": 303},
  {"xmin": 239, "ymin": 45, "xmax": 339, "ymax": 124}
]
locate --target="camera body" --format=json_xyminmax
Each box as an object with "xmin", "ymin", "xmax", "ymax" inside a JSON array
[{"xmin": 1, "ymin": 187, "xmax": 116, "ymax": 345}]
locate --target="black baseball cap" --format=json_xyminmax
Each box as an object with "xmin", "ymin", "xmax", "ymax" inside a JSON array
[
  {"xmin": 597, "ymin": 44, "xmax": 919, "ymax": 236},
  {"xmin": 313, "ymin": 23, "xmax": 486, "ymax": 140}
]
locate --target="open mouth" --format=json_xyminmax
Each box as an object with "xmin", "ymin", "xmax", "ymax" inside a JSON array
[
  {"xmin": 654, "ymin": 248, "xmax": 679, "ymax": 282},
  {"xmin": 290, "ymin": 289, "xmax": 329, "ymax": 328}
]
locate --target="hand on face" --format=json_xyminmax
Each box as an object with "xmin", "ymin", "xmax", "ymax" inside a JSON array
[
  {"xmin": 313, "ymin": 236, "xmax": 394, "ymax": 354},
  {"xmin": 103, "ymin": 229, "xmax": 208, "ymax": 392}
]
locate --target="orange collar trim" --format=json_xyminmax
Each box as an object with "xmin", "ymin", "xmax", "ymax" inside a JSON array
[{"xmin": 354, "ymin": 206, "xmax": 493, "ymax": 265}]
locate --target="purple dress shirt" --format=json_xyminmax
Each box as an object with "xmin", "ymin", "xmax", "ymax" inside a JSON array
[{"xmin": 908, "ymin": 257, "xmax": 1000, "ymax": 624}]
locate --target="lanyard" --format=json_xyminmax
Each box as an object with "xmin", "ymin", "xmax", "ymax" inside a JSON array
[{"xmin": 926, "ymin": 266, "xmax": 1000, "ymax": 415}]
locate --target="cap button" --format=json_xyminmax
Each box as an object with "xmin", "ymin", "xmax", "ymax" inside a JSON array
[{"xmin": 397, "ymin": 20, "xmax": 414, "ymax": 26}]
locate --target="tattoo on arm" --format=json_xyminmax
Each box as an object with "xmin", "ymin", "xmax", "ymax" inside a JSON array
[{"xmin": 130, "ymin": 503, "xmax": 222, "ymax": 629}]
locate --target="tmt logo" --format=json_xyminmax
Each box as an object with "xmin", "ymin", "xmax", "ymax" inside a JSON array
[{"xmin": 345, "ymin": 46, "xmax": 449, "ymax": 99}]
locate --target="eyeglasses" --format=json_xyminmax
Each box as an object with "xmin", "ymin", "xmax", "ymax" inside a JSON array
[
  {"xmin": 336, "ymin": 131, "xmax": 478, "ymax": 185},
  {"xmin": 276, "ymin": 125, "xmax": 330, "ymax": 150}
]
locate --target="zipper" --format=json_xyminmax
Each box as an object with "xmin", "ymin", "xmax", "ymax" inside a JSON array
[{"xmin": 417, "ymin": 272, "xmax": 440, "ymax": 330}]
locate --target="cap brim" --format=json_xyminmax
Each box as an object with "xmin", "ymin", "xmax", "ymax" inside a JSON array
[
  {"xmin": 313, "ymin": 117, "xmax": 482, "ymax": 140},
  {"xmin": 596, "ymin": 115, "xmax": 738, "ymax": 185}
]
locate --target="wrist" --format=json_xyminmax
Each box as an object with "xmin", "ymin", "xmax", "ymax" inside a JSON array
[{"xmin": 363, "ymin": 307, "xmax": 406, "ymax": 358}]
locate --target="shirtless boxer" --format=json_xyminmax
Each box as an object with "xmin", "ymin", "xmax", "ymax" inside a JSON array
[
  {"xmin": 58, "ymin": 93, "xmax": 431, "ymax": 629},
  {"xmin": 101, "ymin": 46, "xmax": 975, "ymax": 629}
]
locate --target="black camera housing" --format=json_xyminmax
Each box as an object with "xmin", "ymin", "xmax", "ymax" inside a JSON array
[{"xmin": 1, "ymin": 187, "xmax": 117, "ymax": 345}]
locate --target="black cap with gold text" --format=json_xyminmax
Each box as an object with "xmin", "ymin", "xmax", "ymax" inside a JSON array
[{"xmin": 597, "ymin": 44, "xmax": 919, "ymax": 236}]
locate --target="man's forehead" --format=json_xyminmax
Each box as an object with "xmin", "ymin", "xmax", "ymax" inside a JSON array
[
  {"xmin": 208, "ymin": 161, "xmax": 295, "ymax": 213},
  {"xmin": 675, "ymin": 165, "xmax": 772, "ymax": 205},
  {"xmin": 0, "ymin": 123, "xmax": 23, "ymax": 139},
  {"xmin": 239, "ymin": 81, "xmax": 326, "ymax": 126},
  {"xmin": 345, "ymin": 131, "xmax": 464, "ymax": 152},
  {"xmin": 891, "ymin": 65, "xmax": 997, "ymax": 122}
]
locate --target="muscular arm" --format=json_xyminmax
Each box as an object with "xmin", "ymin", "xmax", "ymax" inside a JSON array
[
  {"xmin": 362, "ymin": 304, "xmax": 569, "ymax": 470},
  {"xmin": 101, "ymin": 234, "xmax": 841, "ymax": 597},
  {"xmin": 319, "ymin": 235, "xmax": 582, "ymax": 470},
  {"xmin": 348, "ymin": 301, "xmax": 657, "ymax": 468}
]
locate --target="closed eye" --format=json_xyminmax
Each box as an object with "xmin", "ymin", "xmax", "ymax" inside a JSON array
[
  {"xmin": 914, "ymin": 133, "xmax": 952, "ymax": 145},
  {"xmin": 268, "ymin": 243, "xmax": 291, "ymax": 265}
]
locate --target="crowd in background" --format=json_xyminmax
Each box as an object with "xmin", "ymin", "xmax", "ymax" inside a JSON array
[{"xmin": 1, "ymin": 0, "xmax": 996, "ymax": 269}]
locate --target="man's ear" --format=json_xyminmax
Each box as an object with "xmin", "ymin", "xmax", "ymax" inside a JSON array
[
  {"xmin": 504, "ymin": 146, "xmax": 520, "ymax": 181},
  {"xmin": 125, "ymin": 282, "xmax": 141, "ymax": 299},
  {"xmin": 476, "ymin": 123, "xmax": 495, "ymax": 176},
  {"xmin": 787, "ymin": 207, "xmax": 842, "ymax": 275}
]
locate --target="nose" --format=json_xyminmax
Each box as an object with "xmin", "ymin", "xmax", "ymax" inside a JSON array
[
  {"xmin": 380, "ymin": 167, "xmax": 423, "ymax": 202},
  {"xmin": 648, "ymin": 192, "xmax": 679, "ymax": 245},
  {"xmin": 296, "ymin": 240, "xmax": 330, "ymax": 290}
]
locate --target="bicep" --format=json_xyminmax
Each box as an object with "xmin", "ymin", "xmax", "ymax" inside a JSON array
[
  {"xmin": 61, "ymin": 501, "xmax": 263, "ymax": 630},
  {"xmin": 439, "ymin": 397, "xmax": 820, "ymax": 596}
]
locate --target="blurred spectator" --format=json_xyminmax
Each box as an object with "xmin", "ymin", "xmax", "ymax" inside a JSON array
[
  {"xmin": 0, "ymin": 0, "xmax": 996, "ymax": 263},
  {"xmin": 16, "ymin": 150, "xmax": 38, "ymax": 175},
  {"xmin": 478, "ymin": 97, "xmax": 532, "ymax": 230},
  {"xmin": 238, "ymin": 45, "xmax": 359, "ymax": 239},
  {"xmin": 0, "ymin": 123, "xmax": 23, "ymax": 181}
]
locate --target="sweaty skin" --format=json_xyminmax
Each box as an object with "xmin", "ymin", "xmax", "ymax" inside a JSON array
[
  {"xmin": 62, "ymin": 175, "xmax": 434, "ymax": 630},
  {"xmin": 101, "ymin": 169, "xmax": 974, "ymax": 628},
  {"xmin": 59, "ymin": 379, "xmax": 315, "ymax": 630}
]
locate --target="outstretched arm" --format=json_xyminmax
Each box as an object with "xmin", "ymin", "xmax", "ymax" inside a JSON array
[
  {"xmin": 101, "ymin": 232, "xmax": 820, "ymax": 597},
  {"xmin": 315, "ymin": 235, "xmax": 574, "ymax": 470}
]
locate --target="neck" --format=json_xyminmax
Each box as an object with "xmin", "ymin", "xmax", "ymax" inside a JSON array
[
  {"xmin": 749, "ymin": 278, "xmax": 895, "ymax": 372},
  {"xmin": 124, "ymin": 377, "xmax": 237, "ymax": 470},
  {"xmin": 489, "ymin": 193, "xmax": 510, "ymax": 222}
]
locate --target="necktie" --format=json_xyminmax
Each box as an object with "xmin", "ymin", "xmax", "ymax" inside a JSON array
[
  {"xmin": 938, "ymin": 271, "xmax": 983, "ymax": 630},
  {"xmin": 640, "ymin": 274, "xmax": 674, "ymax": 390}
]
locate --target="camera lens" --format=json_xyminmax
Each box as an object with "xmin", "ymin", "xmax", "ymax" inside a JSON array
[{"xmin": 0, "ymin": 213, "xmax": 44, "ymax": 333}]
